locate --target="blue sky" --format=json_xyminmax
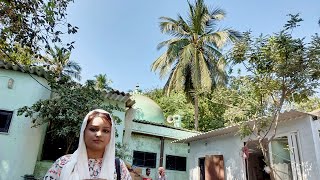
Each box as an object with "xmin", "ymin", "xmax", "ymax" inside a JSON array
[{"xmin": 66, "ymin": 0, "xmax": 320, "ymax": 92}]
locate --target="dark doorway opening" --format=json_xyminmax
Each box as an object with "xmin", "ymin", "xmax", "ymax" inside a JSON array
[
  {"xmin": 199, "ymin": 155, "xmax": 224, "ymax": 180},
  {"xmin": 41, "ymin": 124, "xmax": 78, "ymax": 161},
  {"xmin": 199, "ymin": 157, "xmax": 205, "ymax": 180},
  {"xmin": 245, "ymin": 141, "xmax": 271, "ymax": 180}
]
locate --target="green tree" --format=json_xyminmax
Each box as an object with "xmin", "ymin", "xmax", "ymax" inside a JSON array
[
  {"xmin": 151, "ymin": 0, "xmax": 241, "ymax": 130},
  {"xmin": 198, "ymin": 92, "xmax": 226, "ymax": 131},
  {"xmin": 295, "ymin": 96, "xmax": 320, "ymax": 112},
  {"xmin": 229, "ymin": 14, "xmax": 320, "ymax": 179},
  {"xmin": 94, "ymin": 74, "xmax": 113, "ymax": 91},
  {"xmin": 0, "ymin": 43, "xmax": 40, "ymax": 65},
  {"xmin": 144, "ymin": 88, "xmax": 227, "ymax": 131},
  {"xmin": 46, "ymin": 46, "xmax": 82, "ymax": 80},
  {"xmin": 18, "ymin": 77, "xmax": 122, "ymax": 155},
  {"xmin": 0, "ymin": 0, "xmax": 78, "ymax": 58},
  {"xmin": 206, "ymin": 76, "xmax": 265, "ymax": 126}
]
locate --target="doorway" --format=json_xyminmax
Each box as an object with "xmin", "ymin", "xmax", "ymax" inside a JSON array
[
  {"xmin": 199, "ymin": 155, "xmax": 225, "ymax": 180},
  {"xmin": 199, "ymin": 157, "xmax": 205, "ymax": 180},
  {"xmin": 245, "ymin": 141, "xmax": 271, "ymax": 180}
]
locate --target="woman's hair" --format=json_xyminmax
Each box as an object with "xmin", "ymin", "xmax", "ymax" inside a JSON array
[
  {"xmin": 158, "ymin": 167, "xmax": 164, "ymax": 174},
  {"xmin": 87, "ymin": 111, "xmax": 112, "ymax": 125}
]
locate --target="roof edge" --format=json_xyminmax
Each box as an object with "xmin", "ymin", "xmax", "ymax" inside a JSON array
[
  {"xmin": 173, "ymin": 109, "xmax": 319, "ymax": 143},
  {"xmin": 0, "ymin": 60, "xmax": 52, "ymax": 79},
  {"xmin": 133, "ymin": 119, "xmax": 199, "ymax": 133}
]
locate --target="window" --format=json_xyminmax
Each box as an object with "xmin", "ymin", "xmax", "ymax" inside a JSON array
[
  {"xmin": 166, "ymin": 155, "xmax": 186, "ymax": 171},
  {"xmin": 0, "ymin": 110, "xmax": 13, "ymax": 133},
  {"xmin": 132, "ymin": 151, "xmax": 157, "ymax": 168}
]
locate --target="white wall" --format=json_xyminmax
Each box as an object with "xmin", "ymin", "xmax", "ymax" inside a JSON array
[
  {"xmin": 131, "ymin": 121, "xmax": 197, "ymax": 139},
  {"xmin": 311, "ymin": 118, "xmax": 320, "ymax": 176},
  {"xmin": 0, "ymin": 69, "xmax": 51, "ymax": 180},
  {"xmin": 188, "ymin": 115, "xmax": 320, "ymax": 180},
  {"xmin": 273, "ymin": 116, "xmax": 320, "ymax": 179},
  {"xmin": 188, "ymin": 134, "xmax": 245, "ymax": 180}
]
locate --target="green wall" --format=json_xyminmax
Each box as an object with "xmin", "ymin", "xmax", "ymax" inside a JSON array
[{"xmin": 0, "ymin": 69, "xmax": 51, "ymax": 180}]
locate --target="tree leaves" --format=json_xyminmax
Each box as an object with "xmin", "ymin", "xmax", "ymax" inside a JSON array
[{"xmin": 0, "ymin": 0, "xmax": 77, "ymax": 59}]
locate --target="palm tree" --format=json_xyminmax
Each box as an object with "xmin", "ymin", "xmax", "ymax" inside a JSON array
[
  {"xmin": 46, "ymin": 46, "xmax": 82, "ymax": 80},
  {"xmin": 94, "ymin": 74, "xmax": 113, "ymax": 90},
  {"xmin": 151, "ymin": 0, "xmax": 241, "ymax": 130}
]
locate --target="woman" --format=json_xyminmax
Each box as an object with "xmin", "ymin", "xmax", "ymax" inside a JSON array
[
  {"xmin": 157, "ymin": 167, "xmax": 167, "ymax": 180},
  {"xmin": 44, "ymin": 109, "xmax": 131, "ymax": 180}
]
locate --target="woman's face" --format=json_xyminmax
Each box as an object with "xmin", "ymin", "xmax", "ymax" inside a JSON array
[
  {"xmin": 159, "ymin": 169, "xmax": 165, "ymax": 176},
  {"xmin": 84, "ymin": 116, "xmax": 112, "ymax": 153}
]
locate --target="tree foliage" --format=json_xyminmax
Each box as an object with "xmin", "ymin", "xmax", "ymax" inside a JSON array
[
  {"xmin": 295, "ymin": 96, "xmax": 320, "ymax": 112},
  {"xmin": 202, "ymin": 76, "xmax": 262, "ymax": 126},
  {"xmin": 197, "ymin": 92, "xmax": 226, "ymax": 131},
  {"xmin": 151, "ymin": 0, "xmax": 241, "ymax": 130},
  {"xmin": 0, "ymin": 0, "xmax": 78, "ymax": 58},
  {"xmin": 45, "ymin": 45, "xmax": 82, "ymax": 80},
  {"xmin": 0, "ymin": 43, "xmax": 40, "ymax": 65},
  {"xmin": 144, "ymin": 88, "xmax": 226, "ymax": 131},
  {"xmin": 94, "ymin": 74, "xmax": 113, "ymax": 91}
]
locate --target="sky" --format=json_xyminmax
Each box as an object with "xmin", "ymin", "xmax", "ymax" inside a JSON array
[{"xmin": 66, "ymin": 0, "xmax": 320, "ymax": 92}]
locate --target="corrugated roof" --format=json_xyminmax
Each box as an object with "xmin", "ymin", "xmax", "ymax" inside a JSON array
[
  {"xmin": 0, "ymin": 60, "xmax": 51, "ymax": 78},
  {"xmin": 173, "ymin": 110, "xmax": 319, "ymax": 143},
  {"xmin": 133, "ymin": 119, "xmax": 198, "ymax": 133},
  {"xmin": 104, "ymin": 89, "xmax": 133, "ymax": 105}
]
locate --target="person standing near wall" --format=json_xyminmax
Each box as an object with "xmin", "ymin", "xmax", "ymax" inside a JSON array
[
  {"xmin": 157, "ymin": 167, "xmax": 167, "ymax": 180},
  {"xmin": 142, "ymin": 168, "xmax": 152, "ymax": 180}
]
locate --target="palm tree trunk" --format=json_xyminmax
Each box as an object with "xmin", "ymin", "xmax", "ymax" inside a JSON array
[{"xmin": 194, "ymin": 95, "xmax": 199, "ymax": 130}]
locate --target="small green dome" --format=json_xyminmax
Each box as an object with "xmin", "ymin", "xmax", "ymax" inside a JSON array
[{"xmin": 131, "ymin": 94, "xmax": 165, "ymax": 124}]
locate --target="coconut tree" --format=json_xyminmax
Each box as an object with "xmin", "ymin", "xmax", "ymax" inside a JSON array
[
  {"xmin": 46, "ymin": 46, "xmax": 82, "ymax": 80},
  {"xmin": 94, "ymin": 74, "xmax": 113, "ymax": 90},
  {"xmin": 151, "ymin": 0, "xmax": 241, "ymax": 130}
]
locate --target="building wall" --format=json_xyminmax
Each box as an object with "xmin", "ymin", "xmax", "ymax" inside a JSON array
[
  {"xmin": 188, "ymin": 115, "xmax": 320, "ymax": 180},
  {"xmin": 129, "ymin": 134, "xmax": 161, "ymax": 179},
  {"xmin": 311, "ymin": 118, "xmax": 320, "ymax": 177},
  {"xmin": 0, "ymin": 69, "xmax": 51, "ymax": 180},
  {"xmin": 129, "ymin": 133, "xmax": 190, "ymax": 180},
  {"xmin": 132, "ymin": 121, "xmax": 197, "ymax": 139},
  {"xmin": 163, "ymin": 139, "xmax": 189, "ymax": 180},
  {"xmin": 188, "ymin": 134, "xmax": 245, "ymax": 180},
  {"xmin": 272, "ymin": 116, "xmax": 320, "ymax": 179}
]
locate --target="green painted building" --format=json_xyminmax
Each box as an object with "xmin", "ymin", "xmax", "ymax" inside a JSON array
[
  {"xmin": 0, "ymin": 60, "xmax": 198, "ymax": 179},
  {"xmin": 123, "ymin": 92, "xmax": 198, "ymax": 180},
  {"xmin": 0, "ymin": 61, "xmax": 51, "ymax": 180}
]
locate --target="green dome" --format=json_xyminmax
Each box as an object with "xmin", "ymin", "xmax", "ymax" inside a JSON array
[{"xmin": 131, "ymin": 94, "xmax": 165, "ymax": 124}]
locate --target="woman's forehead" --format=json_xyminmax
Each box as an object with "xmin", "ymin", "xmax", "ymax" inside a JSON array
[{"xmin": 88, "ymin": 117, "xmax": 111, "ymax": 126}]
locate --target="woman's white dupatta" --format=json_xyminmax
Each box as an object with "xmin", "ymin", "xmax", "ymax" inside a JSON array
[{"xmin": 60, "ymin": 109, "xmax": 116, "ymax": 180}]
